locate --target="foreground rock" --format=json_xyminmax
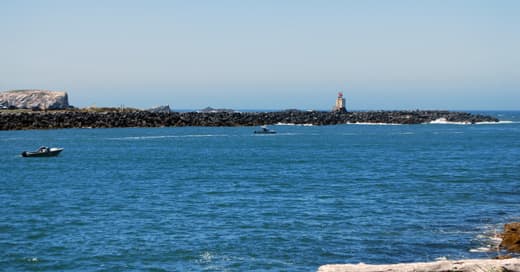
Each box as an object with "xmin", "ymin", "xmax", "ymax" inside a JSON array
[
  {"xmin": 0, "ymin": 110, "xmax": 499, "ymax": 130},
  {"xmin": 0, "ymin": 90, "xmax": 69, "ymax": 110},
  {"xmin": 501, "ymin": 222, "xmax": 520, "ymax": 252},
  {"xmin": 318, "ymin": 258, "xmax": 520, "ymax": 272}
]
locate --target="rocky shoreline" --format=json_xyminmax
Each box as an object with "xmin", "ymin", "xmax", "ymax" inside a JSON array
[
  {"xmin": 318, "ymin": 223, "xmax": 520, "ymax": 272},
  {"xmin": 0, "ymin": 109, "xmax": 499, "ymax": 130},
  {"xmin": 318, "ymin": 258, "xmax": 520, "ymax": 272}
]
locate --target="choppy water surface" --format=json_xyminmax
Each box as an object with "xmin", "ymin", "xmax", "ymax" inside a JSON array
[{"xmin": 1, "ymin": 111, "xmax": 519, "ymax": 271}]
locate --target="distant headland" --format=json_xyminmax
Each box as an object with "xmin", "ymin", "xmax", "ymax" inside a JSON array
[{"xmin": 0, "ymin": 90, "xmax": 499, "ymax": 130}]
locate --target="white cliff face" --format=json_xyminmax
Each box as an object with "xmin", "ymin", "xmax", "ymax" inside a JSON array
[{"xmin": 0, "ymin": 90, "xmax": 69, "ymax": 110}]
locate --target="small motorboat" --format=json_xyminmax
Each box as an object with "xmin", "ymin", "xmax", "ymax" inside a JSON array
[
  {"xmin": 254, "ymin": 126, "xmax": 276, "ymax": 134},
  {"xmin": 21, "ymin": 146, "xmax": 64, "ymax": 157}
]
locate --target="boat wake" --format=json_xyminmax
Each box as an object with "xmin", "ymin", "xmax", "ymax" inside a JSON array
[
  {"xmin": 108, "ymin": 134, "xmax": 232, "ymax": 140},
  {"xmin": 477, "ymin": 120, "xmax": 516, "ymax": 125}
]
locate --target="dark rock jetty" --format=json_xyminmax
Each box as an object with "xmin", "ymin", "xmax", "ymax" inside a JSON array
[{"xmin": 0, "ymin": 110, "xmax": 498, "ymax": 130}]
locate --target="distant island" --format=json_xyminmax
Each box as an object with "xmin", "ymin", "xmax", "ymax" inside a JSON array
[
  {"xmin": 0, "ymin": 89, "xmax": 499, "ymax": 130},
  {"xmin": 0, "ymin": 89, "xmax": 69, "ymax": 110}
]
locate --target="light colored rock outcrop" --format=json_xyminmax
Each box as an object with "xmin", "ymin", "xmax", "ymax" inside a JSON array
[
  {"xmin": 318, "ymin": 258, "xmax": 520, "ymax": 272},
  {"xmin": 146, "ymin": 105, "xmax": 172, "ymax": 113},
  {"xmin": 0, "ymin": 90, "xmax": 69, "ymax": 110}
]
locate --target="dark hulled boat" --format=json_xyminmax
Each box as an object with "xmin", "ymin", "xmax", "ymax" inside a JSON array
[{"xmin": 21, "ymin": 146, "xmax": 64, "ymax": 157}]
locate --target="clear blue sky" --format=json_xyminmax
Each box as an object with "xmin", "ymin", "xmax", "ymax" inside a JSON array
[{"xmin": 1, "ymin": 0, "xmax": 518, "ymax": 110}]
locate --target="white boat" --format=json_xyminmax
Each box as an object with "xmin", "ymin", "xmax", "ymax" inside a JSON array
[{"xmin": 254, "ymin": 126, "xmax": 276, "ymax": 134}]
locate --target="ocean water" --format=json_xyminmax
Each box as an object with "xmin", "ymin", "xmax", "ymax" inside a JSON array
[{"xmin": 1, "ymin": 111, "xmax": 519, "ymax": 271}]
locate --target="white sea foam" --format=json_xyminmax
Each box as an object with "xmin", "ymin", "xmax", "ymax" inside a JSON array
[
  {"xmin": 469, "ymin": 225, "xmax": 503, "ymax": 253},
  {"xmin": 429, "ymin": 118, "xmax": 515, "ymax": 125},
  {"xmin": 489, "ymin": 236, "xmax": 503, "ymax": 243},
  {"xmin": 199, "ymin": 251, "xmax": 214, "ymax": 263},
  {"xmin": 429, "ymin": 118, "xmax": 471, "ymax": 125},
  {"xmin": 276, "ymin": 132, "xmax": 302, "ymax": 136},
  {"xmin": 252, "ymin": 133, "xmax": 277, "ymax": 136},
  {"xmin": 469, "ymin": 247, "xmax": 493, "ymax": 253},
  {"xmin": 275, "ymin": 122, "xmax": 313, "ymax": 126},
  {"xmin": 347, "ymin": 122, "xmax": 402, "ymax": 126}
]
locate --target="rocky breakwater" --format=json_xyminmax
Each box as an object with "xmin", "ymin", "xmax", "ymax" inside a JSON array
[
  {"xmin": 0, "ymin": 90, "xmax": 69, "ymax": 110},
  {"xmin": 0, "ymin": 110, "xmax": 498, "ymax": 130}
]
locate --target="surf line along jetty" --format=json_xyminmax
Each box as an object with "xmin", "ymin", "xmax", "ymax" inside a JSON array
[{"xmin": 0, "ymin": 109, "xmax": 499, "ymax": 130}]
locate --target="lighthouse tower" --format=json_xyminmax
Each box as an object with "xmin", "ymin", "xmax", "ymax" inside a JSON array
[{"xmin": 333, "ymin": 92, "xmax": 347, "ymax": 112}]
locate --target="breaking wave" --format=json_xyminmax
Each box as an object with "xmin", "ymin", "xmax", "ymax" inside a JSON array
[
  {"xmin": 429, "ymin": 118, "xmax": 515, "ymax": 125},
  {"xmin": 469, "ymin": 225, "xmax": 503, "ymax": 254},
  {"xmin": 275, "ymin": 122, "xmax": 314, "ymax": 126},
  {"xmin": 346, "ymin": 122, "xmax": 402, "ymax": 126},
  {"xmin": 429, "ymin": 118, "xmax": 472, "ymax": 125}
]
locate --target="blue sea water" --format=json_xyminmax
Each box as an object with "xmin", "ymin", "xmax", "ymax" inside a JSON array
[{"xmin": 1, "ymin": 111, "xmax": 519, "ymax": 271}]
